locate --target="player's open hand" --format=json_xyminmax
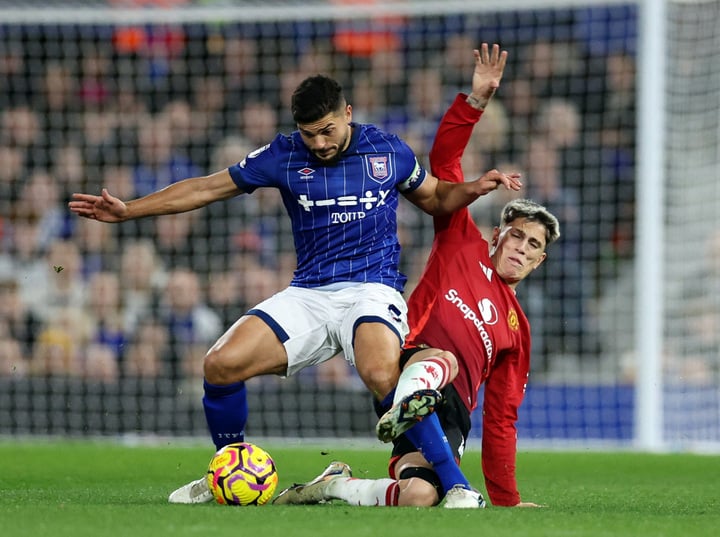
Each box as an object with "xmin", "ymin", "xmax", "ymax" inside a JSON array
[
  {"xmin": 473, "ymin": 169, "xmax": 522, "ymax": 196},
  {"xmin": 468, "ymin": 43, "xmax": 507, "ymax": 110},
  {"xmin": 69, "ymin": 188, "xmax": 129, "ymax": 223}
]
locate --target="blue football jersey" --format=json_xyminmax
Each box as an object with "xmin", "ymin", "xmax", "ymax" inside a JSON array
[{"xmin": 227, "ymin": 123, "xmax": 427, "ymax": 291}]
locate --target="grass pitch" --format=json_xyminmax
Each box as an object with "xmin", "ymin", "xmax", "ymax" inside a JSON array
[{"xmin": 0, "ymin": 440, "xmax": 717, "ymax": 537}]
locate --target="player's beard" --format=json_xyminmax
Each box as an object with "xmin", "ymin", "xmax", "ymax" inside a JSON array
[{"xmin": 313, "ymin": 130, "xmax": 351, "ymax": 165}]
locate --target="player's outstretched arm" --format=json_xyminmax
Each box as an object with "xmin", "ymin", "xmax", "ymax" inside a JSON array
[
  {"xmin": 69, "ymin": 169, "xmax": 241, "ymax": 222},
  {"xmin": 408, "ymin": 169, "xmax": 521, "ymax": 216}
]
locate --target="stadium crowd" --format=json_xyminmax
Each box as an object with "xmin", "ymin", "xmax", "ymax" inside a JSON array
[{"xmin": 0, "ymin": 10, "xmax": 638, "ymax": 407}]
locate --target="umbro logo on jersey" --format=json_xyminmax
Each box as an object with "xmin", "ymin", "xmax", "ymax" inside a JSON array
[
  {"xmin": 298, "ymin": 168, "xmax": 315, "ymax": 178},
  {"xmin": 479, "ymin": 261, "xmax": 493, "ymax": 281}
]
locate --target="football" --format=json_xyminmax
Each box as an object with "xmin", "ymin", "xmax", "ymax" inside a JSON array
[{"xmin": 206, "ymin": 442, "xmax": 279, "ymax": 506}]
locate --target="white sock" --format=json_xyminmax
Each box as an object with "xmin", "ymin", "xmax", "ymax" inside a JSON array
[
  {"xmin": 325, "ymin": 478, "xmax": 399, "ymax": 506},
  {"xmin": 393, "ymin": 357, "xmax": 452, "ymax": 405}
]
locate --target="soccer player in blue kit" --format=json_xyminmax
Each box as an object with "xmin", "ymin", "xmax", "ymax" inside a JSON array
[{"xmin": 69, "ymin": 73, "xmax": 522, "ymax": 504}]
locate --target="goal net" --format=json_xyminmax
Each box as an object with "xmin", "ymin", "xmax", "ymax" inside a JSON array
[{"xmin": 0, "ymin": 0, "xmax": 717, "ymax": 451}]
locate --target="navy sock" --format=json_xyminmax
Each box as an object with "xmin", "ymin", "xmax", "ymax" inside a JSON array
[
  {"xmin": 374, "ymin": 389, "xmax": 396, "ymax": 418},
  {"xmin": 404, "ymin": 413, "xmax": 470, "ymax": 495},
  {"xmin": 380, "ymin": 389, "xmax": 395, "ymax": 410},
  {"xmin": 203, "ymin": 380, "xmax": 248, "ymax": 450}
]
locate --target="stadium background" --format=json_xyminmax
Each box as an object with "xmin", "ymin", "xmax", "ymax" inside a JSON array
[{"xmin": 0, "ymin": 0, "xmax": 717, "ymax": 451}]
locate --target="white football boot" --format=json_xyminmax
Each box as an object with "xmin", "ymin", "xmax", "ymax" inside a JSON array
[
  {"xmin": 272, "ymin": 461, "xmax": 352, "ymax": 505},
  {"xmin": 168, "ymin": 476, "xmax": 214, "ymax": 504},
  {"xmin": 376, "ymin": 388, "xmax": 442, "ymax": 443},
  {"xmin": 443, "ymin": 485, "xmax": 487, "ymax": 509}
]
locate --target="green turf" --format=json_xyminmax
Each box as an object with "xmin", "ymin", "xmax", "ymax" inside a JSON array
[{"xmin": 0, "ymin": 440, "xmax": 717, "ymax": 537}]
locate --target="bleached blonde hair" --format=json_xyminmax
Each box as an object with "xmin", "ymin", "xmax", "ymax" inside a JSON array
[{"xmin": 500, "ymin": 198, "xmax": 561, "ymax": 246}]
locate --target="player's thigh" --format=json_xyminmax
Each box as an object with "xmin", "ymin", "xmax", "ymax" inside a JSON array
[
  {"xmin": 344, "ymin": 284, "xmax": 408, "ymax": 396},
  {"xmin": 205, "ymin": 314, "xmax": 288, "ymax": 383},
  {"xmin": 353, "ymin": 322, "xmax": 403, "ymax": 397}
]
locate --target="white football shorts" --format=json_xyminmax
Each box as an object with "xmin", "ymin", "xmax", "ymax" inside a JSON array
[{"xmin": 247, "ymin": 282, "xmax": 409, "ymax": 377}]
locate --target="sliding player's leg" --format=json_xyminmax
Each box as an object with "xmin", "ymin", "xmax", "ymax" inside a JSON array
[{"xmin": 376, "ymin": 347, "xmax": 457, "ymax": 442}]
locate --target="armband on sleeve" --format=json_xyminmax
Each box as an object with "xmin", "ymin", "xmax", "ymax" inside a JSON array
[{"xmin": 398, "ymin": 160, "xmax": 427, "ymax": 193}]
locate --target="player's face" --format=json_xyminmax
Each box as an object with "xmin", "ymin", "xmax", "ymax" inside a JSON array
[
  {"xmin": 297, "ymin": 105, "xmax": 353, "ymax": 164},
  {"xmin": 490, "ymin": 217, "xmax": 548, "ymax": 287}
]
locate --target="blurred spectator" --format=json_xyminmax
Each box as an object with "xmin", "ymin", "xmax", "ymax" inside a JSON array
[
  {"xmin": 238, "ymin": 100, "xmax": 280, "ymax": 148},
  {"xmin": 212, "ymin": 34, "xmax": 269, "ymax": 113},
  {"xmin": 0, "ymin": 327, "xmax": 27, "ymax": 377},
  {"xmin": 112, "ymin": 81, "xmax": 148, "ymax": 165},
  {"xmin": 209, "ymin": 135, "xmax": 254, "ymax": 171},
  {"xmin": 230, "ymin": 252, "xmax": 287, "ymax": 311},
  {"xmin": 81, "ymin": 107, "xmax": 122, "ymax": 170},
  {"xmin": 0, "ymin": 42, "xmax": 30, "ymax": 108},
  {"xmin": 206, "ymin": 271, "xmax": 246, "ymax": 329},
  {"xmin": 16, "ymin": 169, "xmax": 67, "ymax": 250},
  {"xmin": 435, "ymin": 32, "xmax": 478, "ymax": 95},
  {"xmin": 162, "ymin": 93, "xmax": 223, "ymax": 172},
  {"xmin": 185, "ymin": 78, "xmax": 227, "ymax": 168},
  {"xmin": 83, "ymin": 343, "xmax": 120, "ymax": 383},
  {"xmin": 465, "ymin": 99, "xmax": 510, "ymax": 168},
  {"xmin": 0, "ymin": 277, "xmax": 40, "ymax": 360},
  {"xmin": 347, "ymin": 76, "xmax": 385, "ymax": 126},
  {"xmin": 35, "ymin": 60, "xmax": 80, "ymax": 146},
  {"xmin": 86, "ymin": 271, "xmax": 128, "ymax": 364},
  {"xmin": 133, "ymin": 113, "xmax": 201, "ymax": 197},
  {"xmin": 365, "ymin": 47, "xmax": 407, "ymax": 111},
  {"xmin": 41, "ymin": 239, "xmax": 88, "ymax": 324},
  {"xmin": 534, "ymin": 98, "xmax": 582, "ymax": 153},
  {"xmin": 30, "ymin": 306, "xmax": 93, "ymax": 378},
  {"xmin": 118, "ymin": 239, "xmax": 167, "ymax": 334},
  {"xmin": 153, "ymin": 210, "xmax": 210, "ymax": 273},
  {"xmin": 123, "ymin": 320, "xmax": 169, "ymax": 379},
  {"xmin": 597, "ymin": 50, "xmax": 637, "ymax": 261},
  {"xmin": 387, "ymin": 67, "xmax": 446, "ymax": 149},
  {"xmin": 74, "ymin": 216, "xmax": 120, "ymax": 279},
  {"xmin": 77, "ymin": 42, "xmax": 114, "ymax": 110},
  {"xmin": 51, "ymin": 143, "xmax": 86, "ymax": 203},
  {"xmin": 158, "ymin": 268, "xmax": 222, "ymax": 381},
  {"xmin": 504, "ymin": 77, "xmax": 539, "ymax": 161},
  {"xmin": 0, "ymin": 144, "xmax": 25, "ymax": 219},
  {"xmin": 1, "ymin": 105, "xmax": 47, "ymax": 168},
  {"xmin": 313, "ymin": 355, "xmax": 362, "ymax": 391},
  {"xmin": 0, "ymin": 211, "xmax": 48, "ymax": 317}
]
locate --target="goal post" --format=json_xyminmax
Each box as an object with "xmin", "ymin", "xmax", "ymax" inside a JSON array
[{"xmin": 634, "ymin": 0, "xmax": 665, "ymax": 452}]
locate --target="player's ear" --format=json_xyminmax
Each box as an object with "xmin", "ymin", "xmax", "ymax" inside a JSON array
[
  {"xmin": 489, "ymin": 226, "xmax": 500, "ymax": 255},
  {"xmin": 532, "ymin": 252, "xmax": 548, "ymax": 270},
  {"xmin": 345, "ymin": 104, "xmax": 353, "ymax": 121},
  {"xmin": 491, "ymin": 226, "xmax": 500, "ymax": 246}
]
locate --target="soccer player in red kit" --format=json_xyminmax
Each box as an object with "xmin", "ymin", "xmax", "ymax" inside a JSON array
[{"xmin": 274, "ymin": 44, "xmax": 560, "ymax": 509}]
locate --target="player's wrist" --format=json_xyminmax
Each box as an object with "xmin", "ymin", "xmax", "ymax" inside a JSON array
[{"xmin": 466, "ymin": 94, "xmax": 487, "ymax": 110}]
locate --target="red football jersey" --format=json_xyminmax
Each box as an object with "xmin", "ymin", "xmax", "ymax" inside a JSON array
[{"xmin": 406, "ymin": 94, "xmax": 531, "ymax": 506}]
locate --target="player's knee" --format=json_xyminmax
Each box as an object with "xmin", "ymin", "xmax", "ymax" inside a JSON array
[
  {"xmin": 397, "ymin": 466, "xmax": 443, "ymax": 507},
  {"xmin": 356, "ymin": 362, "xmax": 399, "ymax": 400},
  {"xmin": 203, "ymin": 347, "xmax": 243, "ymax": 385},
  {"xmin": 398, "ymin": 478, "xmax": 441, "ymax": 507},
  {"xmin": 436, "ymin": 350, "xmax": 459, "ymax": 382}
]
